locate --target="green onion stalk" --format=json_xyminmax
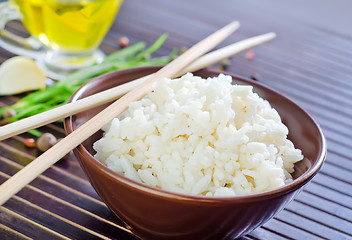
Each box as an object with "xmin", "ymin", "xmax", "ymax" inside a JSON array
[{"xmin": 0, "ymin": 34, "xmax": 176, "ymax": 128}]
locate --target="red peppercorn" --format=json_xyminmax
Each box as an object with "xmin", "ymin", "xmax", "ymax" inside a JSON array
[
  {"xmin": 118, "ymin": 36, "xmax": 130, "ymax": 48},
  {"xmin": 245, "ymin": 50, "xmax": 255, "ymax": 60},
  {"xmin": 24, "ymin": 138, "xmax": 36, "ymax": 148}
]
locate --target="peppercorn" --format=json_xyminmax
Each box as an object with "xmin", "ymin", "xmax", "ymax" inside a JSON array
[
  {"xmin": 36, "ymin": 133, "xmax": 57, "ymax": 152},
  {"xmin": 118, "ymin": 36, "xmax": 130, "ymax": 48},
  {"xmin": 24, "ymin": 138, "xmax": 36, "ymax": 148},
  {"xmin": 250, "ymin": 72, "xmax": 260, "ymax": 81},
  {"xmin": 245, "ymin": 50, "xmax": 255, "ymax": 60},
  {"xmin": 3, "ymin": 108, "xmax": 16, "ymax": 119}
]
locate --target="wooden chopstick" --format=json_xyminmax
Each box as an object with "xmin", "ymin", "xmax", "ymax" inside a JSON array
[
  {"xmin": 0, "ymin": 32, "xmax": 275, "ymax": 141},
  {"xmin": 0, "ymin": 20, "xmax": 240, "ymax": 205}
]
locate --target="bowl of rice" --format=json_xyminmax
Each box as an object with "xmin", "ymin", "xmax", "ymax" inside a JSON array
[{"xmin": 64, "ymin": 66, "xmax": 326, "ymax": 239}]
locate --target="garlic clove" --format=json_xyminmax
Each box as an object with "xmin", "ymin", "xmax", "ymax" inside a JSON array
[{"xmin": 0, "ymin": 56, "xmax": 46, "ymax": 95}]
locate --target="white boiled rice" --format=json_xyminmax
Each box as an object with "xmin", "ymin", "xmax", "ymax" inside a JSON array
[{"xmin": 93, "ymin": 73, "xmax": 303, "ymax": 197}]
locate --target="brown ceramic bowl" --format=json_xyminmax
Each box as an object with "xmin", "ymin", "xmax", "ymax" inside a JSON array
[{"xmin": 64, "ymin": 66, "xmax": 326, "ymax": 240}]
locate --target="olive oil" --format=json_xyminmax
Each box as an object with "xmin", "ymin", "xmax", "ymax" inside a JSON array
[{"xmin": 14, "ymin": 0, "xmax": 123, "ymax": 53}]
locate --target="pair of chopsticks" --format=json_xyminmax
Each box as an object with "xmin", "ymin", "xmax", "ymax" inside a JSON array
[{"xmin": 0, "ymin": 21, "xmax": 276, "ymax": 205}]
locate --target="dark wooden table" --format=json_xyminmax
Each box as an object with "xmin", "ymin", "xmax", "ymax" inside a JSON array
[{"xmin": 1, "ymin": 0, "xmax": 351, "ymax": 239}]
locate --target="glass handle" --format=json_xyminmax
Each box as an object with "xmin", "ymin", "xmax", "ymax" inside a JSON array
[{"xmin": 0, "ymin": 1, "xmax": 44, "ymax": 59}]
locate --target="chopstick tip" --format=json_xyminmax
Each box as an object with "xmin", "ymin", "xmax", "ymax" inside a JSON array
[
  {"xmin": 221, "ymin": 21, "xmax": 240, "ymax": 33},
  {"xmin": 229, "ymin": 20, "xmax": 240, "ymax": 30},
  {"xmin": 268, "ymin": 32, "xmax": 277, "ymax": 38},
  {"xmin": 259, "ymin": 32, "xmax": 277, "ymax": 42}
]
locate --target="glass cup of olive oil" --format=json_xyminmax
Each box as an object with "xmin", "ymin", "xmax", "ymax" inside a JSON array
[{"xmin": 0, "ymin": 0, "xmax": 123, "ymax": 79}]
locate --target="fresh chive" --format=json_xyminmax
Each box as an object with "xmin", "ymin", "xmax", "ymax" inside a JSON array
[
  {"xmin": 0, "ymin": 34, "xmax": 174, "ymax": 125},
  {"xmin": 134, "ymin": 33, "xmax": 168, "ymax": 61},
  {"xmin": 102, "ymin": 41, "xmax": 146, "ymax": 63},
  {"xmin": 28, "ymin": 129, "xmax": 42, "ymax": 137}
]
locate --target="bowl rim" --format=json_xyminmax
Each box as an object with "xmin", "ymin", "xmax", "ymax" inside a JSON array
[{"xmin": 64, "ymin": 66, "xmax": 327, "ymax": 203}]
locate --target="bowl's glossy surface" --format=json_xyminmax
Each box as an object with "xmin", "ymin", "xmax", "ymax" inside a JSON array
[{"xmin": 64, "ymin": 66, "xmax": 326, "ymax": 240}]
